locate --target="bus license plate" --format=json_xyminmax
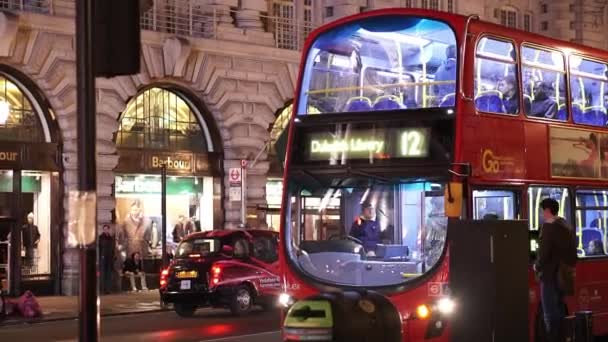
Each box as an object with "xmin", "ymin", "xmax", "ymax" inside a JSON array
[{"xmin": 180, "ymin": 280, "xmax": 191, "ymax": 290}]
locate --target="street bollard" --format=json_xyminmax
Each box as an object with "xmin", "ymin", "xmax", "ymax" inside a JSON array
[{"xmin": 574, "ymin": 311, "xmax": 593, "ymax": 342}]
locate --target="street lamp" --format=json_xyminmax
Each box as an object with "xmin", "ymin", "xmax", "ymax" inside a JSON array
[{"xmin": 0, "ymin": 100, "xmax": 9, "ymax": 125}]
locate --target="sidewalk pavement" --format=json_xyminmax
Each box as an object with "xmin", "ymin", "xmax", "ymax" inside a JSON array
[{"xmin": 1, "ymin": 291, "xmax": 168, "ymax": 326}]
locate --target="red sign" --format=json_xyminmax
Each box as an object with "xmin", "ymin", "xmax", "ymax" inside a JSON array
[
  {"xmin": 241, "ymin": 159, "xmax": 248, "ymax": 168},
  {"xmin": 229, "ymin": 168, "xmax": 242, "ymax": 184}
]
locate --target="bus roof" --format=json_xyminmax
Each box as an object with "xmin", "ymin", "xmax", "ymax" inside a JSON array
[{"xmin": 305, "ymin": 8, "xmax": 608, "ymax": 64}]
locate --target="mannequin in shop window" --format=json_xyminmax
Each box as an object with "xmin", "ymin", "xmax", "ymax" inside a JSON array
[
  {"xmin": 22, "ymin": 213, "xmax": 40, "ymax": 271},
  {"xmin": 172, "ymin": 215, "xmax": 193, "ymax": 243},
  {"xmin": 144, "ymin": 220, "xmax": 161, "ymax": 258},
  {"xmin": 119, "ymin": 200, "xmax": 147, "ymax": 259}
]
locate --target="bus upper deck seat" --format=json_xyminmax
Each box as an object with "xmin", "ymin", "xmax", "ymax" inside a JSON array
[
  {"xmin": 345, "ymin": 97, "xmax": 373, "ymax": 112},
  {"xmin": 556, "ymin": 104, "xmax": 568, "ymax": 121},
  {"xmin": 439, "ymin": 93, "xmax": 455, "ymax": 107},
  {"xmin": 582, "ymin": 228, "xmax": 603, "ymax": 251},
  {"xmin": 475, "ymin": 91, "xmax": 504, "ymax": 113},
  {"xmin": 373, "ymin": 95, "xmax": 403, "ymax": 110},
  {"xmin": 571, "ymin": 103, "xmax": 584, "ymax": 124},
  {"xmin": 584, "ymin": 107, "xmax": 607, "ymax": 126}
]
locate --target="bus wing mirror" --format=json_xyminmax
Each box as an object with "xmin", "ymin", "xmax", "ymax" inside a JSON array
[{"xmin": 444, "ymin": 182, "xmax": 463, "ymax": 218}]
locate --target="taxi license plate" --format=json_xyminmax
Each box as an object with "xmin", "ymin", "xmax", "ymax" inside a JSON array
[
  {"xmin": 176, "ymin": 270, "xmax": 198, "ymax": 279},
  {"xmin": 180, "ymin": 280, "xmax": 191, "ymax": 290}
]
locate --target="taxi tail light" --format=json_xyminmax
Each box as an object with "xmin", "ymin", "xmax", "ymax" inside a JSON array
[
  {"xmin": 160, "ymin": 268, "xmax": 169, "ymax": 287},
  {"xmin": 209, "ymin": 265, "xmax": 222, "ymax": 287}
]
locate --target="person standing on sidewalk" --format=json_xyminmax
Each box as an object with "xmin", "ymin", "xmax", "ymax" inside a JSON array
[
  {"xmin": 123, "ymin": 252, "xmax": 148, "ymax": 292},
  {"xmin": 535, "ymin": 198, "xmax": 577, "ymax": 342},
  {"xmin": 99, "ymin": 224, "xmax": 116, "ymax": 294}
]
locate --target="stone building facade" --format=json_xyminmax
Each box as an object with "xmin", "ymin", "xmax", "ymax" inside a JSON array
[{"xmin": 1, "ymin": 0, "xmax": 608, "ymax": 294}]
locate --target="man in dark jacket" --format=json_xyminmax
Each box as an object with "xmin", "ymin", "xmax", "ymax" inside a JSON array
[
  {"xmin": 530, "ymin": 81, "xmax": 558, "ymax": 118},
  {"xmin": 498, "ymin": 75, "xmax": 519, "ymax": 114},
  {"xmin": 535, "ymin": 198, "xmax": 577, "ymax": 342},
  {"xmin": 99, "ymin": 224, "xmax": 115, "ymax": 294}
]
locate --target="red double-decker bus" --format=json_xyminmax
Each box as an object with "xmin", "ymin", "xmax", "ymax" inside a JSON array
[{"xmin": 278, "ymin": 8, "xmax": 608, "ymax": 341}]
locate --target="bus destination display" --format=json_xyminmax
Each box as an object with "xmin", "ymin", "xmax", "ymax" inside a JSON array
[{"xmin": 306, "ymin": 127, "xmax": 430, "ymax": 161}]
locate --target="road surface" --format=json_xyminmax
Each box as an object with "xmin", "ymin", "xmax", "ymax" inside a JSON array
[{"xmin": 0, "ymin": 308, "xmax": 281, "ymax": 342}]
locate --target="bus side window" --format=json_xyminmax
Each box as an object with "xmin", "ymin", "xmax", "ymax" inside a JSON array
[
  {"xmin": 569, "ymin": 56, "xmax": 608, "ymax": 127},
  {"xmin": 575, "ymin": 189, "xmax": 608, "ymax": 258},
  {"xmin": 521, "ymin": 45, "xmax": 566, "ymax": 121},
  {"xmin": 474, "ymin": 37, "xmax": 519, "ymax": 115}
]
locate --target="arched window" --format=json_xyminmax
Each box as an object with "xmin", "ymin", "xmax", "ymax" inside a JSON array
[
  {"xmin": 0, "ymin": 72, "xmax": 46, "ymax": 142},
  {"xmin": 116, "ymin": 87, "xmax": 212, "ymax": 153}
]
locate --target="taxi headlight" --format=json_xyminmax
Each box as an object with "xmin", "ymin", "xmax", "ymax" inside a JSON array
[{"xmin": 437, "ymin": 297, "xmax": 455, "ymax": 315}]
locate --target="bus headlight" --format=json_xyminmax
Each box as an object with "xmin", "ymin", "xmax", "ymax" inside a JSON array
[
  {"xmin": 279, "ymin": 293, "xmax": 294, "ymax": 308},
  {"xmin": 437, "ymin": 297, "xmax": 455, "ymax": 315}
]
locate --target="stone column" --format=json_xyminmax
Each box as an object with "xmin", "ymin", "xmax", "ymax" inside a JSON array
[
  {"xmin": 236, "ymin": 0, "xmax": 275, "ymax": 46},
  {"xmin": 206, "ymin": 0, "xmax": 238, "ymax": 29},
  {"xmin": 236, "ymin": 0, "xmax": 265, "ymax": 31}
]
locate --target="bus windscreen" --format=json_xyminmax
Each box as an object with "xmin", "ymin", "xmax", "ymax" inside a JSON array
[{"xmin": 297, "ymin": 16, "xmax": 457, "ymax": 115}]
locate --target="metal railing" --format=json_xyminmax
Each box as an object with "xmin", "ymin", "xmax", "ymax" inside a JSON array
[{"xmin": 0, "ymin": 0, "xmax": 314, "ymax": 51}]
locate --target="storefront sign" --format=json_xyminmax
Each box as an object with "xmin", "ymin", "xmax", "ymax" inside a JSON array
[
  {"xmin": 116, "ymin": 148, "xmax": 219, "ymax": 176},
  {"xmin": 150, "ymin": 155, "xmax": 192, "ymax": 171},
  {"xmin": 0, "ymin": 151, "xmax": 18, "ymax": 161},
  {"xmin": 306, "ymin": 127, "xmax": 430, "ymax": 160}
]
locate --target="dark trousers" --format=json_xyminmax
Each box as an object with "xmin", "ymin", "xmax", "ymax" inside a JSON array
[
  {"xmin": 540, "ymin": 280, "xmax": 565, "ymax": 342},
  {"xmin": 100, "ymin": 257, "xmax": 113, "ymax": 294}
]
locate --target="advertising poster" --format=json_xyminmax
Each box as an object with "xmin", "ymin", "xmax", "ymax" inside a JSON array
[{"xmin": 550, "ymin": 126, "xmax": 608, "ymax": 179}]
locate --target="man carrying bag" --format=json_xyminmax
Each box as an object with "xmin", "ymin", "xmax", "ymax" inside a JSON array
[{"xmin": 535, "ymin": 198, "xmax": 578, "ymax": 342}]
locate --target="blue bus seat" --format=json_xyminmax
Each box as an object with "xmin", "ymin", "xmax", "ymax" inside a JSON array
[
  {"xmin": 344, "ymin": 97, "xmax": 372, "ymax": 112},
  {"xmin": 373, "ymin": 95, "xmax": 403, "ymax": 110},
  {"xmin": 475, "ymin": 90, "xmax": 505, "ymax": 113},
  {"xmin": 571, "ymin": 103, "xmax": 584, "ymax": 123},
  {"xmin": 584, "ymin": 106, "xmax": 608, "ymax": 126},
  {"xmin": 556, "ymin": 104, "xmax": 568, "ymax": 121}
]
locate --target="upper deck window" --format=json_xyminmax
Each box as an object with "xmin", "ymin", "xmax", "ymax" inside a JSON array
[
  {"xmin": 569, "ymin": 56, "xmax": 608, "ymax": 127},
  {"xmin": 521, "ymin": 45, "xmax": 566, "ymax": 121},
  {"xmin": 297, "ymin": 16, "xmax": 458, "ymax": 115},
  {"xmin": 474, "ymin": 37, "xmax": 519, "ymax": 115}
]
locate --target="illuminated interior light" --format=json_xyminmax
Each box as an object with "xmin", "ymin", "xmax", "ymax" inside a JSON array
[{"xmin": 0, "ymin": 100, "xmax": 10, "ymax": 125}]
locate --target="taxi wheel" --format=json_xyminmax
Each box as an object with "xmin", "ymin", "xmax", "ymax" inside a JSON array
[
  {"xmin": 230, "ymin": 285, "xmax": 253, "ymax": 316},
  {"xmin": 174, "ymin": 303, "xmax": 197, "ymax": 317}
]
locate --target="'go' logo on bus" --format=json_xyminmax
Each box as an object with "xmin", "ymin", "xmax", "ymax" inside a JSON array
[{"xmin": 482, "ymin": 149, "xmax": 501, "ymax": 174}]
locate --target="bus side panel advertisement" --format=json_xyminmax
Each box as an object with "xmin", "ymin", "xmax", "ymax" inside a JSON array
[{"xmin": 550, "ymin": 126, "xmax": 608, "ymax": 179}]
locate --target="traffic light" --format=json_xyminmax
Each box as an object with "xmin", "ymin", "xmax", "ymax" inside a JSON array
[{"xmin": 94, "ymin": 0, "xmax": 142, "ymax": 77}]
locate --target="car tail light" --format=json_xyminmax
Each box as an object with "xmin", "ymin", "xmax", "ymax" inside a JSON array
[
  {"xmin": 160, "ymin": 268, "xmax": 169, "ymax": 287},
  {"xmin": 209, "ymin": 265, "xmax": 222, "ymax": 287}
]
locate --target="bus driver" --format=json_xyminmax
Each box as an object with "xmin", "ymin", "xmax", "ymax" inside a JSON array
[{"xmin": 350, "ymin": 202, "xmax": 381, "ymax": 254}]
